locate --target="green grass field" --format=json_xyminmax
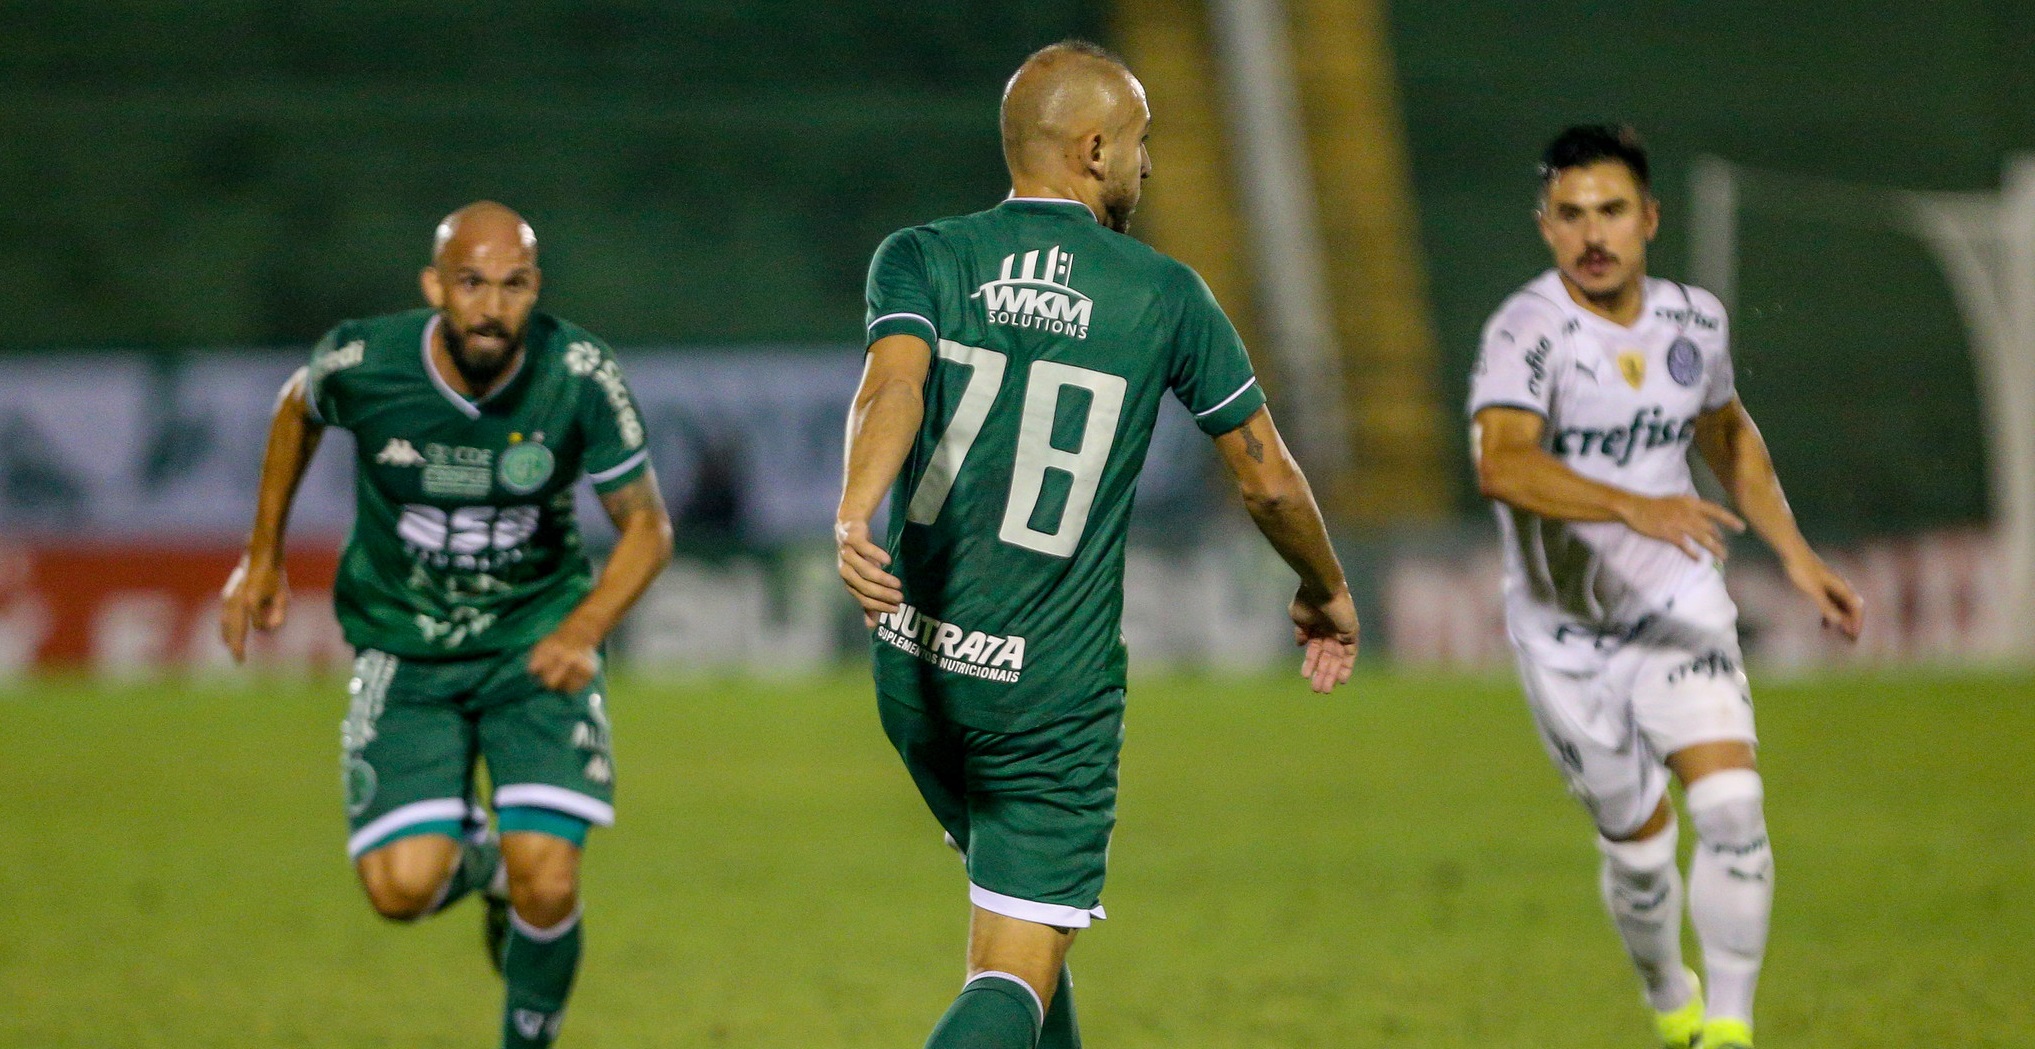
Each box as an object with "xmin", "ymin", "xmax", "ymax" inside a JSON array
[{"xmin": 3, "ymin": 667, "xmax": 2029, "ymax": 1047}]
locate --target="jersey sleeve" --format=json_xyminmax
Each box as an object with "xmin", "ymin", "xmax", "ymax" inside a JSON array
[
  {"xmin": 1467, "ymin": 297, "xmax": 1563, "ymax": 419},
  {"xmin": 1167, "ymin": 264, "xmax": 1266, "ymax": 436},
  {"xmin": 302, "ymin": 324, "xmax": 361, "ymax": 428},
  {"xmin": 570, "ymin": 338, "xmax": 653, "ymax": 494},
  {"xmin": 864, "ymin": 228, "xmax": 940, "ymax": 349},
  {"xmin": 1702, "ymin": 302, "xmax": 1737, "ymax": 412}
]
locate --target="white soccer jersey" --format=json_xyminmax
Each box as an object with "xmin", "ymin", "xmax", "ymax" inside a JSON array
[{"xmin": 1469, "ymin": 270, "xmax": 1738, "ymax": 668}]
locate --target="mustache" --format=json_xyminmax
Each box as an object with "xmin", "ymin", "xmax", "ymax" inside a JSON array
[
  {"xmin": 464, "ymin": 321, "xmax": 512, "ymax": 341},
  {"xmin": 1578, "ymin": 248, "xmax": 1617, "ymax": 266}
]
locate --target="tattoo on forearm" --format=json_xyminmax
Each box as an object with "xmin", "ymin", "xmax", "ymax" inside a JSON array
[{"xmin": 1242, "ymin": 427, "xmax": 1266, "ymax": 464}]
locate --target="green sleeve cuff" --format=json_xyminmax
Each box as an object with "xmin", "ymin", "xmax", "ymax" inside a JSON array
[
  {"xmin": 866, "ymin": 312, "xmax": 937, "ymax": 348},
  {"xmin": 1191, "ymin": 377, "xmax": 1266, "ymax": 436},
  {"xmin": 587, "ymin": 449, "xmax": 651, "ymax": 494}
]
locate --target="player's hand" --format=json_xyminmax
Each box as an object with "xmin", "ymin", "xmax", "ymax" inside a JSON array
[
  {"xmin": 219, "ymin": 553, "xmax": 288, "ymax": 664},
  {"xmin": 1618, "ymin": 494, "xmax": 1746, "ymax": 562},
  {"xmin": 836, "ymin": 518, "xmax": 902, "ymax": 629},
  {"xmin": 529, "ymin": 625, "xmax": 602, "ymax": 694},
  {"xmin": 1291, "ymin": 585, "xmax": 1359, "ymax": 694},
  {"xmin": 1784, "ymin": 553, "xmax": 1864, "ymax": 642}
]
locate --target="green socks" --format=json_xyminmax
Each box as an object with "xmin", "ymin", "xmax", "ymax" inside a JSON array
[
  {"xmin": 1039, "ymin": 966, "xmax": 1079, "ymax": 1049},
  {"xmin": 923, "ymin": 967, "xmax": 1079, "ymax": 1049},
  {"xmin": 426, "ymin": 835, "xmax": 502, "ymax": 916},
  {"xmin": 501, "ymin": 905, "xmax": 582, "ymax": 1049},
  {"xmin": 927, "ymin": 971, "xmax": 1043, "ymax": 1049}
]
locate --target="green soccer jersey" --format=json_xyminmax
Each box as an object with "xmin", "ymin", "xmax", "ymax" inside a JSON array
[
  {"xmin": 305, "ymin": 308, "xmax": 651, "ymax": 659},
  {"xmin": 864, "ymin": 197, "xmax": 1266, "ymax": 732}
]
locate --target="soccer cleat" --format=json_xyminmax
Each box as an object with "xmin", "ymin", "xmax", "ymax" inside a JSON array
[
  {"xmin": 1699, "ymin": 1017, "xmax": 1753, "ymax": 1049},
  {"xmin": 484, "ymin": 892, "xmax": 510, "ymax": 975},
  {"xmin": 1653, "ymin": 970, "xmax": 1704, "ymax": 1049}
]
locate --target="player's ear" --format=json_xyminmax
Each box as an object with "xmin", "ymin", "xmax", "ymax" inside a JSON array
[
  {"xmin": 1643, "ymin": 195, "xmax": 1661, "ymax": 241},
  {"xmin": 420, "ymin": 266, "xmax": 444, "ymax": 308},
  {"xmin": 1083, "ymin": 131, "xmax": 1107, "ymax": 180}
]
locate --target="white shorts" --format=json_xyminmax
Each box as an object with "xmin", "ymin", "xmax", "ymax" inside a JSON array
[{"xmin": 1510, "ymin": 577, "xmax": 1757, "ymax": 838}]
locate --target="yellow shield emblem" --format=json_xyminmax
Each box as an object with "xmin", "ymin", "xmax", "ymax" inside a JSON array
[{"xmin": 1617, "ymin": 350, "xmax": 1646, "ymax": 390}]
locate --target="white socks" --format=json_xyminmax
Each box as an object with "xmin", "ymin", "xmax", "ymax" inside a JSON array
[
  {"xmin": 1597, "ymin": 769, "xmax": 1772, "ymax": 1024},
  {"xmin": 1687, "ymin": 769, "xmax": 1771, "ymax": 1024},
  {"xmin": 1598, "ymin": 821, "xmax": 1695, "ymax": 1012}
]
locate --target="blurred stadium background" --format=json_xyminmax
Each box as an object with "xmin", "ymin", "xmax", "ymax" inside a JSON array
[{"xmin": 2, "ymin": 2, "xmax": 2030, "ymax": 1046}]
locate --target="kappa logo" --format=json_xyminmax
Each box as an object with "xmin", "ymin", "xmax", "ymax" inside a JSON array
[
  {"xmin": 974, "ymin": 246, "xmax": 1093, "ymax": 339},
  {"xmin": 375, "ymin": 438, "xmax": 425, "ymax": 466},
  {"xmin": 512, "ymin": 1010, "xmax": 563, "ymax": 1040}
]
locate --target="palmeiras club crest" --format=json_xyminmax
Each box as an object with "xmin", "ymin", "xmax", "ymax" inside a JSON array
[{"xmin": 1667, "ymin": 337, "xmax": 1703, "ymax": 387}]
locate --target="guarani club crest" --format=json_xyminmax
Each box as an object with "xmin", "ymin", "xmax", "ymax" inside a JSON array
[
  {"xmin": 497, "ymin": 434, "xmax": 555, "ymax": 495},
  {"xmin": 974, "ymin": 246, "xmax": 1093, "ymax": 339}
]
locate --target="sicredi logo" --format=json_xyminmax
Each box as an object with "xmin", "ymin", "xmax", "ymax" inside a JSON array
[{"xmin": 973, "ymin": 247, "xmax": 1092, "ymax": 339}]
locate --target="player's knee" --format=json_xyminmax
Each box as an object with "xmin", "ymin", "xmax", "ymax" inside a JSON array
[
  {"xmin": 1598, "ymin": 816, "xmax": 1678, "ymax": 883},
  {"xmin": 357, "ymin": 839, "xmax": 457, "ymax": 921},
  {"xmin": 1686, "ymin": 768, "xmax": 1767, "ymax": 851},
  {"xmin": 1599, "ymin": 788, "xmax": 1673, "ymax": 845},
  {"xmin": 361, "ymin": 868, "xmax": 444, "ymax": 922},
  {"xmin": 507, "ymin": 861, "xmax": 579, "ymax": 927}
]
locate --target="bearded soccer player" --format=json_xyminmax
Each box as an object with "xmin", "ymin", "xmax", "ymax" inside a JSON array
[
  {"xmin": 219, "ymin": 201, "xmax": 672, "ymax": 1049},
  {"xmin": 1469, "ymin": 126, "xmax": 1864, "ymax": 1049},
  {"xmin": 835, "ymin": 41, "xmax": 1359, "ymax": 1049}
]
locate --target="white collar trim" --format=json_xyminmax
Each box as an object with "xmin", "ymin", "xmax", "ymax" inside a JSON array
[
  {"xmin": 1004, "ymin": 195, "xmax": 1098, "ymax": 222},
  {"xmin": 420, "ymin": 314, "xmax": 525, "ymax": 419}
]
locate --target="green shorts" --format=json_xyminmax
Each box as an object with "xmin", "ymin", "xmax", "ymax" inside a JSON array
[
  {"xmin": 342, "ymin": 647, "xmax": 616, "ymax": 859},
  {"xmin": 879, "ymin": 688, "xmax": 1124, "ymax": 928}
]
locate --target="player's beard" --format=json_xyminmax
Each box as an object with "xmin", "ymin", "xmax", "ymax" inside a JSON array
[
  {"xmin": 443, "ymin": 320, "xmax": 523, "ymax": 391},
  {"xmin": 1101, "ymin": 186, "xmax": 1137, "ymax": 235}
]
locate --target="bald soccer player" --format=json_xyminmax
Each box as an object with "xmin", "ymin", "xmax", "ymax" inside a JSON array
[
  {"xmin": 221, "ymin": 202, "xmax": 672, "ymax": 1049},
  {"xmin": 836, "ymin": 41, "xmax": 1359, "ymax": 1048}
]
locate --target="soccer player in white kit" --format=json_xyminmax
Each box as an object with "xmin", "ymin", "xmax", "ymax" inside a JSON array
[{"xmin": 1469, "ymin": 126, "xmax": 1865, "ymax": 1049}]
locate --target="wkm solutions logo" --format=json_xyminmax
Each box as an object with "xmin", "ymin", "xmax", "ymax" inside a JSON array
[{"xmin": 974, "ymin": 246, "xmax": 1092, "ymax": 339}]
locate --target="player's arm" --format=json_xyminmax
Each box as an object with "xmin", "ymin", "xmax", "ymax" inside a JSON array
[
  {"xmin": 220, "ymin": 367, "xmax": 326, "ymax": 662},
  {"xmin": 1694, "ymin": 397, "xmax": 1863, "ymax": 639},
  {"xmin": 835, "ymin": 333, "xmax": 932, "ymax": 627},
  {"xmin": 1212, "ymin": 406, "xmax": 1357, "ymax": 694},
  {"xmin": 1472, "ymin": 405, "xmax": 1745, "ymax": 561},
  {"xmin": 528, "ymin": 473, "xmax": 675, "ymax": 693}
]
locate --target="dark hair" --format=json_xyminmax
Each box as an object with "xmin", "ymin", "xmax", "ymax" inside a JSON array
[{"xmin": 1538, "ymin": 124, "xmax": 1650, "ymax": 193}]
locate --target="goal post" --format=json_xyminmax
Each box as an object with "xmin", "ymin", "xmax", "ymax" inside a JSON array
[{"xmin": 1689, "ymin": 154, "xmax": 2035, "ymax": 660}]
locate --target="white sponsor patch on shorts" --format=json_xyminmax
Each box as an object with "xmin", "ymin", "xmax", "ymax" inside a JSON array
[{"xmin": 875, "ymin": 602, "xmax": 1026, "ymax": 684}]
